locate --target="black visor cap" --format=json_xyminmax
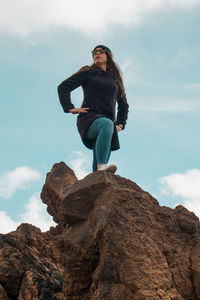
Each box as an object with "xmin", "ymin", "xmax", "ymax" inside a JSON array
[{"xmin": 92, "ymin": 45, "xmax": 111, "ymax": 54}]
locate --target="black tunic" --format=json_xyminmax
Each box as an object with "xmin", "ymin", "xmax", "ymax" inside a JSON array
[{"xmin": 57, "ymin": 64, "xmax": 129, "ymax": 151}]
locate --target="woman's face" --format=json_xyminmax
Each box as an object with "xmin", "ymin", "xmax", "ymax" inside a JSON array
[{"xmin": 92, "ymin": 48, "xmax": 107, "ymax": 65}]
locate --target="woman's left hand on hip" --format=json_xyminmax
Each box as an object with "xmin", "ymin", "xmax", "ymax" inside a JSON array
[{"xmin": 116, "ymin": 125, "xmax": 122, "ymax": 132}]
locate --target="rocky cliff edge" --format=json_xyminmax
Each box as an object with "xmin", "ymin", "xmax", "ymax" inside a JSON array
[{"xmin": 0, "ymin": 162, "xmax": 200, "ymax": 300}]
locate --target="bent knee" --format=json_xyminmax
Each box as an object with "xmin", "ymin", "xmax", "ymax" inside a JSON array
[{"xmin": 100, "ymin": 118, "xmax": 114, "ymax": 132}]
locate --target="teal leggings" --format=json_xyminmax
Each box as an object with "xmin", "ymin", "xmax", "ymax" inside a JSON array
[{"xmin": 85, "ymin": 117, "xmax": 114, "ymax": 172}]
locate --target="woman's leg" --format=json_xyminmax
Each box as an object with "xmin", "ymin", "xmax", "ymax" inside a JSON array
[
  {"xmin": 86, "ymin": 117, "xmax": 114, "ymax": 171},
  {"xmin": 106, "ymin": 149, "xmax": 111, "ymax": 163},
  {"xmin": 92, "ymin": 144, "xmax": 111, "ymax": 172},
  {"xmin": 92, "ymin": 145, "xmax": 97, "ymax": 172}
]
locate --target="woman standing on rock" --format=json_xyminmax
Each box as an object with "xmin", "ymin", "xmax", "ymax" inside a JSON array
[{"xmin": 57, "ymin": 45, "xmax": 129, "ymax": 173}]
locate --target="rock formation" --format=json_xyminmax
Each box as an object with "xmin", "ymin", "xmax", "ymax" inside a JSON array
[{"xmin": 0, "ymin": 162, "xmax": 200, "ymax": 300}]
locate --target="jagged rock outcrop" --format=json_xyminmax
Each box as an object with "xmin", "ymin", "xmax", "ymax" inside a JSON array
[{"xmin": 0, "ymin": 162, "xmax": 200, "ymax": 300}]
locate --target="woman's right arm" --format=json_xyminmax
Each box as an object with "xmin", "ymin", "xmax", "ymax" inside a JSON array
[{"xmin": 57, "ymin": 71, "xmax": 89, "ymax": 113}]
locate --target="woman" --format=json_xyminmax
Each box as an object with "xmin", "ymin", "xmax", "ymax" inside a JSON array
[{"xmin": 57, "ymin": 45, "xmax": 129, "ymax": 173}]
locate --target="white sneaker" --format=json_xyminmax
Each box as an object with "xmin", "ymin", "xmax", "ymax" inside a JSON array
[{"xmin": 98, "ymin": 164, "xmax": 117, "ymax": 173}]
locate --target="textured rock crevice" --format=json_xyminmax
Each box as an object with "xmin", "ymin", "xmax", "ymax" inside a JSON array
[{"xmin": 0, "ymin": 161, "xmax": 200, "ymax": 300}]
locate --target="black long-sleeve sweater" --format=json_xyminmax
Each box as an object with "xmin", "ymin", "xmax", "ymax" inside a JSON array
[{"xmin": 57, "ymin": 64, "xmax": 129, "ymax": 151}]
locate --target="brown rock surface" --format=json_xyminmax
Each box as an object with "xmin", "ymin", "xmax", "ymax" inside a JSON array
[{"xmin": 0, "ymin": 162, "xmax": 200, "ymax": 299}]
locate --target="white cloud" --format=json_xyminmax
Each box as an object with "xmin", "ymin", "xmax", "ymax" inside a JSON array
[
  {"xmin": 0, "ymin": 0, "xmax": 199, "ymax": 38},
  {"xmin": 184, "ymin": 82, "xmax": 200, "ymax": 91},
  {"xmin": 121, "ymin": 58, "xmax": 134, "ymax": 74},
  {"xmin": 0, "ymin": 193, "xmax": 56, "ymax": 234},
  {"xmin": 0, "ymin": 211, "xmax": 19, "ymax": 233},
  {"xmin": 0, "ymin": 166, "xmax": 42, "ymax": 199},
  {"xmin": 120, "ymin": 57, "xmax": 142, "ymax": 85},
  {"xmin": 134, "ymin": 97, "xmax": 200, "ymax": 113},
  {"xmin": 68, "ymin": 151, "xmax": 90, "ymax": 179},
  {"xmin": 20, "ymin": 193, "xmax": 56, "ymax": 231},
  {"xmin": 159, "ymin": 169, "xmax": 200, "ymax": 218}
]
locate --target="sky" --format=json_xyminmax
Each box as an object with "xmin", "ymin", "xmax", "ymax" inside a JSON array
[{"xmin": 0, "ymin": 0, "xmax": 200, "ymax": 233}]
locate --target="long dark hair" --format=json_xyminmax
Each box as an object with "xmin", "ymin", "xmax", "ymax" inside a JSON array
[{"xmin": 73, "ymin": 52, "xmax": 125, "ymax": 99}]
